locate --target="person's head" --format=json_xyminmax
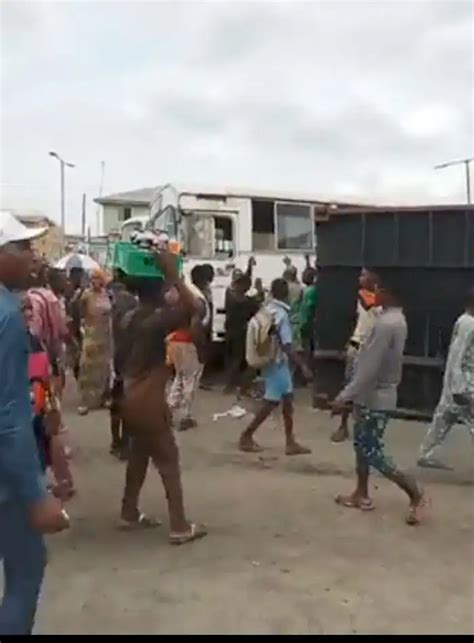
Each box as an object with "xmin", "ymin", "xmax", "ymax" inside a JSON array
[
  {"xmin": 135, "ymin": 277, "xmax": 163, "ymax": 307},
  {"xmin": 271, "ymin": 277, "xmax": 289, "ymax": 303},
  {"xmin": 359, "ymin": 267, "xmax": 379, "ymax": 291},
  {"xmin": 374, "ymin": 270, "xmax": 402, "ymax": 308},
  {"xmin": 201, "ymin": 263, "xmax": 215, "ymax": 285},
  {"xmin": 0, "ymin": 212, "xmax": 46, "ymax": 290},
  {"xmin": 90, "ymin": 269, "xmax": 107, "ymax": 292},
  {"xmin": 302, "ymin": 266, "xmax": 317, "ymax": 286},
  {"xmin": 48, "ymin": 268, "xmax": 67, "ymax": 295},
  {"xmin": 231, "ymin": 268, "xmax": 244, "ymax": 284},
  {"xmin": 69, "ymin": 267, "xmax": 84, "ymax": 289},
  {"xmin": 28, "ymin": 257, "xmax": 49, "ymax": 288},
  {"xmin": 191, "ymin": 265, "xmax": 206, "ymax": 289},
  {"xmin": 464, "ymin": 287, "xmax": 474, "ymax": 314},
  {"xmin": 234, "ymin": 273, "xmax": 251, "ymax": 295},
  {"xmin": 283, "ymin": 265, "xmax": 298, "ymax": 283}
]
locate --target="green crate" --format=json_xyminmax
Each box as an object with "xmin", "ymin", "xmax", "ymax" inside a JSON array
[{"xmin": 111, "ymin": 241, "xmax": 181, "ymax": 278}]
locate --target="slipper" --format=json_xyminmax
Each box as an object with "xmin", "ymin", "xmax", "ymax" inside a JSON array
[
  {"xmin": 406, "ymin": 493, "xmax": 431, "ymax": 526},
  {"xmin": 239, "ymin": 440, "xmax": 264, "ymax": 453},
  {"xmin": 285, "ymin": 443, "xmax": 312, "ymax": 456},
  {"xmin": 417, "ymin": 457, "xmax": 453, "ymax": 471},
  {"xmin": 118, "ymin": 514, "xmax": 162, "ymax": 530},
  {"xmin": 169, "ymin": 522, "xmax": 207, "ymax": 545},
  {"xmin": 335, "ymin": 494, "xmax": 375, "ymax": 511}
]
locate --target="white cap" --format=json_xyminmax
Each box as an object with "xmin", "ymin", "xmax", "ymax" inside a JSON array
[{"xmin": 0, "ymin": 211, "xmax": 47, "ymax": 248}]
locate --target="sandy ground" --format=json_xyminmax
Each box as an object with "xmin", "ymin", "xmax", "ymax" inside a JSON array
[{"xmin": 31, "ymin": 387, "xmax": 474, "ymax": 634}]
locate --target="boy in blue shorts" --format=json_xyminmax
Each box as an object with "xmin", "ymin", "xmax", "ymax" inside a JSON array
[{"xmin": 239, "ymin": 278, "xmax": 312, "ymax": 455}]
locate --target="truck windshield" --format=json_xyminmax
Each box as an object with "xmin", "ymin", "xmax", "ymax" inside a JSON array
[{"xmin": 181, "ymin": 212, "xmax": 234, "ymax": 259}]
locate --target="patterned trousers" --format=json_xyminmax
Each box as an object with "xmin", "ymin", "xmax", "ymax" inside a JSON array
[
  {"xmin": 353, "ymin": 407, "xmax": 400, "ymax": 477},
  {"xmin": 419, "ymin": 398, "xmax": 474, "ymax": 460},
  {"xmin": 167, "ymin": 342, "xmax": 203, "ymax": 420}
]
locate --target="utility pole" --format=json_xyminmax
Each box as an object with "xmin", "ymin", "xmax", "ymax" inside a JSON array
[
  {"xmin": 81, "ymin": 193, "xmax": 86, "ymax": 239},
  {"xmin": 96, "ymin": 160, "xmax": 105, "ymax": 235},
  {"xmin": 49, "ymin": 150, "xmax": 75, "ymax": 249},
  {"xmin": 434, "ymin": 157, "xmax": 474, "ymax": 205}
]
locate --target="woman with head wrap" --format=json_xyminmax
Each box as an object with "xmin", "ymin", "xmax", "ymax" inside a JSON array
[{"xmin": 77, "ymin": 269, "xmax": 113, "ymax": 415}]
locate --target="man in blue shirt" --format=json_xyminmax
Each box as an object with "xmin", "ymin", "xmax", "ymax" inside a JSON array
[
  {"xmin": 239, "ymin": 278, "xmax": 312, "ymax": 455},
  {"xmin": 0, "ymin": 212, "xmax": 69, "ymax": 635}
]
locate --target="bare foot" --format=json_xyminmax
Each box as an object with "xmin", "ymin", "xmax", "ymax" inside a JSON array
[
  {"xmin": 285, "ymin": 442, "xmax": 311, "ymax": 456},
  {"xmin": 239, "ymin": 436, "xmax": 264, "ymax": 453}
]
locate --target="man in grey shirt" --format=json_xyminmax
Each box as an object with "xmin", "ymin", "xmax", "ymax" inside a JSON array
[{"xmin": 332, "ymin": 271, "xmax": 426, "ymax": 525}]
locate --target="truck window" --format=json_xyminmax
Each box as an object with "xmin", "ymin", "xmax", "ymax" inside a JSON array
[
  {"xmin": 252, "ymin": 200, "xmax": 275, "ymax": 251},
  {"xmin": 276, "ymin": 203, "xmax": 312, "ymax": 250}
]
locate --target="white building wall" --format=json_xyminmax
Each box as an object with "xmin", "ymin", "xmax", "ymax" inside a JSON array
[{"xmin": 101, "ymin": 204, "xmax": 150, "ymax": 234}]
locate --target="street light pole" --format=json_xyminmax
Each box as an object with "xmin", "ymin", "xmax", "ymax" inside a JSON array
[
  {"xmin": 49, "ymin": 151, "xmax": 75, "ymax": 244},
  {"xmin": 434, "ymin": 157, "xmax": 474, "ymax": 205}
]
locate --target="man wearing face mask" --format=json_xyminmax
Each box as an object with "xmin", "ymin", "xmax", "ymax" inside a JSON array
[{"xmin": 0, "ymin": 212, "xmax": 69, "ymax": 635}]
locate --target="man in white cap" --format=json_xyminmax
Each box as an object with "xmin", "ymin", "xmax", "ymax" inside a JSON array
[{"xmin": 0, "ymin": 212, "xmax": 69, "ymax": 634}]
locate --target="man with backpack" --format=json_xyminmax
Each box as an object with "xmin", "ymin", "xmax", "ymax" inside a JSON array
[{"xmin": 239, "ymin": 278, "xmax": 312, "ymax": 455}]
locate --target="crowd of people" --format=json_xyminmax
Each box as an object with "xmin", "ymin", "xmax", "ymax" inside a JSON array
[{"xmin": 1, "ymin": 209, "xmax": 473, "ymax": 634}]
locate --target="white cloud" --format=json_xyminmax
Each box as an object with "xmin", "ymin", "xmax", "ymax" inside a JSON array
[{"xmin": 1, "ymin": 0, "xmax": 473, "ymax": 233}]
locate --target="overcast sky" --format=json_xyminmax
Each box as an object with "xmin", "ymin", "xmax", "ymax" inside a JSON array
[{"xmin": 1, "ymin": 0, "xmax": 473, "ymax": 232}]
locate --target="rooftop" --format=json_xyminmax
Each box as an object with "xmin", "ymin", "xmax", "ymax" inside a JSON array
[{"xmin": 94, "ymin": 187, "xmax": 159, "ymax": 206}]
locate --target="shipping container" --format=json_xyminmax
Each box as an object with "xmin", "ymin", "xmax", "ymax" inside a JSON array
[{"xmin": 314, "ymin": 205, "xmax": 474, "ymax": 417}]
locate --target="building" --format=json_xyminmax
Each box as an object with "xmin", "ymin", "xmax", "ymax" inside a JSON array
[
  {"xmin": 94, "ymin": 187, "xmax": 158, "ymax": 235},
  {"xmin": 1, "ymin": 210, "xmax": 64, "ymax": 261}
]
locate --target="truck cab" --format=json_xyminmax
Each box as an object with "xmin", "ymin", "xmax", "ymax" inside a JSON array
[{"xmin": 125, "ymin": 184, "xmax": 339, "ymax": 341}]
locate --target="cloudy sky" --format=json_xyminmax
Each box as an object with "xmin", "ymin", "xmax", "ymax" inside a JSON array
[{"xmin": 1, "ymin": 0, "xmax": 473, "ymax": 232}]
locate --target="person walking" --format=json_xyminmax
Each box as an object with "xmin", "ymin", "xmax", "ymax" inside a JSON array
[
  {"xmin": 224, "ymin": 273, "xmax": 260, "ymax": 395},
  {"xmin": 166, "ymin": 281, "xmax": 205, "ymax": 432},
  {"xmin": 331, "ymin": 268, "xmax": 381, "ymax": 443},
  {"xmin": 0, "ymin": 212, "xmax": 69, "ymax": 635},
  {"xmin": 239, "ymin": 278, "xmax": 312, "ymax": 455},
  {"xmin": 77, "ymin": 269, "xmax": 113, "ymax": 415},
  {"xmin": 418, "ymin": 288, "xmax": 474, "ymax": 470},
  {"xmin": 331, "ymin": 271, "xmax": 426, "ymax": 525},
  {"xmin": 110, "ymin": 271, "xmax": 137, "ymax": 459},
  {"xmin": 119, "ymin": 252, "xmax": 207, "ymax": 544}
]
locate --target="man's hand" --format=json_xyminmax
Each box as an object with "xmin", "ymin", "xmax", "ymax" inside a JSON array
[
  {"xmin": 248, "ymin": 256, "xmax": 257, "ymax": 269},
  {"xmin": 331, "ymin": 398, "xmax": 352, "ymax": 416},
  {"xmin": 254, "ymin": 278, "xmax": 264, "ymax": 293},
  {"xmin": 154, "ymin": 250, "xmax": 179, "ymax": 283},
  {"xmin": 29, "ymin": 494, "xmax": 70, "ymax": 534}
]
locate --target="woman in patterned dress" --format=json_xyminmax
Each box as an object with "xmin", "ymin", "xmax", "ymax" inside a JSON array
[{"xmin": 77, "ymin": 270, "xmax": 112, "ymax": 415}]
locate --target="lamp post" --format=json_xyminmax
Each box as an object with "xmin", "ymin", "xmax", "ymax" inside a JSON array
[
  {"xmin": 49, "ymin": 151, "xmax": 75, "ymax": 242},
  {"xmin": 434, "ymin": 157, "xmax": 474, "ymax": 205}
]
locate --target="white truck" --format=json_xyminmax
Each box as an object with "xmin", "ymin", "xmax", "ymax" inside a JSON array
[{"xmin": 120, "ymin": 183, "xmax": 342, "ymax": 341}]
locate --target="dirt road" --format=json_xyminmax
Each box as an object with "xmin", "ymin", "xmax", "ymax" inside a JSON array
[{"xmin": 35, "ymin": 389, "xmax": 473, "ymax": 634}]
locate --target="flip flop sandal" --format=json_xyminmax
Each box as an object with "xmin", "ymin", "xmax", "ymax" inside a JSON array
[
  {"xmin": 335, "ymin": 494, "xmax": 375, "ymax": 511},
  {"xmin": 406, "ymin": 494, "xmax": 431, "ymax": 526},
  {"xmin": 169, "ymin": 523, "xmax": 207, "ymax": 546},
  {"xmin": 239, "ymin": 440, "xmax": 264, "ymax": 453},
  {"xmin": 118, "ymin": 514, "xmax": 162, "ymax": 530}
]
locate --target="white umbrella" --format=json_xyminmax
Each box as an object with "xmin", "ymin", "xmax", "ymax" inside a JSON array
[{"xmin": 55, "ymin": 252, "xmax": 101, "ymax": 272}]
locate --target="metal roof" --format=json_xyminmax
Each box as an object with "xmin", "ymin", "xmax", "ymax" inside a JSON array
[{"xmin": 94, "ymin": 187, "xmax": 159, "ymax": 206}]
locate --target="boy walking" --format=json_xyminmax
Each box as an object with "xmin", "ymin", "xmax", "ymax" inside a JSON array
[{"xmin": 239, "ymin": 278, "xmax": 312, "ymax": 456}]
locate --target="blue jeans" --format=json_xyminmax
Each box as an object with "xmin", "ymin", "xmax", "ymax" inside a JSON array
[{"xmin": 0, "ymin": 501, "xmax": 46, "ymax": 635}]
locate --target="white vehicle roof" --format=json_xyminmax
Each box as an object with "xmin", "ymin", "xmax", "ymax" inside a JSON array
[{"xmin": 157, "ymin": 182, "xmax": 371, "ymax": 207}]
